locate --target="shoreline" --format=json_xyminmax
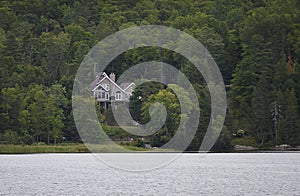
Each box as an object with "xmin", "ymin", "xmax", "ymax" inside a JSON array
[{"xmin": 0, "ymin": 144, "xmax": 300, "ymax": 154}]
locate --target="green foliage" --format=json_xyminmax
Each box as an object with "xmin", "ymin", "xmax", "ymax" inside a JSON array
[
  {"xmin": 134, "ymin": 139, "xmax": 145, "ymax": 148},
  {"xmin": 0, "ymin": 0, "xmax": 300, "ymax": 150},
  {"xmin": 229, "ymin": 0, "xmax": 300, "ymax": 148},
  {"xmin": 141, "ymin": 84, "xmax": 196, "ymax": 147},
  {"xmin": 0, "ymin": 130, "xmax": 21, "ymax": 144},
  {"xmin": 212, "ymin": 126, "xmax": 233, "ymax": 151},
  {"xmin": 129, "ymin": 81, "xmax": 165, "ymax": 123}
]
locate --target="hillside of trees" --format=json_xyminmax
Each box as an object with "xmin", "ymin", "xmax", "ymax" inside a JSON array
[{"xmin": 0, "ymin": 0, "xmax": 300, "ymax": 151}]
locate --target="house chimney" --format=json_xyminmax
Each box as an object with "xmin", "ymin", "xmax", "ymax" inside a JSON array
[{"xmin": 110, "ymin": 73, "xmax": 115, "ymax": 82}]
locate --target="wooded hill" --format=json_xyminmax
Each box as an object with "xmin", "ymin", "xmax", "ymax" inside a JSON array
[{"xmin": 0, "ymin": 0, "xmax": 300, "ymax": 150}]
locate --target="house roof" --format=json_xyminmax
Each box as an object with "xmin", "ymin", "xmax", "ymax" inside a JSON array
[
  {"xmin": 119, "ymin": 82, "xmax": 131, "ymax": 90},
  {"xmin": 90, "ymin": 72, "xmax": 106, "ymax": 90},
  {"xmin": 91, "ymin": 72, "xmax": 130, "ymax": 94},
  {"xmin": 94, "ymin": 83, "xmax": 109, "ymax": 92},
  {"xmin": 122, "ymin": 82, "xmax": 136, "ymax": 91}
]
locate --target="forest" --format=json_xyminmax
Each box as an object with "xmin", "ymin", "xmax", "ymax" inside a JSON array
[{"xmin": 0, "ymin": 0, "xmax": 300, "ymax": 151}]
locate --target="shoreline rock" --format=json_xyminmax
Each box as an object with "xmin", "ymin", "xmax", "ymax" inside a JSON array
[{"xmin": 234, "ymin": 145, "xmax": 257, "ymax": 151}]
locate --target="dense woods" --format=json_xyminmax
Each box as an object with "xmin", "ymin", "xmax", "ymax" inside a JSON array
[{"xmin": 0, "ymin": 0, "xmax": 300, "ymax": 150}]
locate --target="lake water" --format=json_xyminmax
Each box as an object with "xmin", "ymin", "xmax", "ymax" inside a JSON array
[{"xmin": 1, "ymin": 153, "xmax": 299, "ymax": 195}]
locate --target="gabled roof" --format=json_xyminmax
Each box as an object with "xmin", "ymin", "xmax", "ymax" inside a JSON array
[
  {"xmin": 122, "ymin": 82, "xmax": 136, "ymax": 91},
  {"xmin": 91, "ymin": 72, "xmax": 127, "ymax": 94},
  {"xmin": 119, "ymin": 82, "xmax": 131, "ymax": 90},
  {"xmin": 90, "ymin": 72, "xmax": 106, "ymax": 90},
  {"xmin": 93, "ymin": 83, "xmax": 109, "ymax": 92}
]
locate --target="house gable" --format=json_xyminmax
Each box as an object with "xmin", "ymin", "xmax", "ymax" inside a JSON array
[
  {"xmin": 92, "ymin": 75, "xmax": 126, "ymax": 94},
  {"xmin": 92, "ymin": 83, "xmax": 109, "ymax": 92}
]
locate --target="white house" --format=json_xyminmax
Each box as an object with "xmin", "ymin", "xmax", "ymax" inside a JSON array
[{"xmin": 90, "ymin": 72, "xmax": 135, "ymax": 108}]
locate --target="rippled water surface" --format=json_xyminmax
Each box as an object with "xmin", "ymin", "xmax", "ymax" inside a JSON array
[{"xmin": 1, "ymin": 153, "xmax": 299, "ymax": 195}]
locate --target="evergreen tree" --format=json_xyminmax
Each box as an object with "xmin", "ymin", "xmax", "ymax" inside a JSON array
[{"xmin": 281, "ymin": 88, "xmax": 300, "ymax": 146}]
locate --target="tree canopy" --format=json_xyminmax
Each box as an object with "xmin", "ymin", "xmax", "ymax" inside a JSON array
[{"xmin": 0, "ymin": 0, "xmax": 300, "ymax": 150}]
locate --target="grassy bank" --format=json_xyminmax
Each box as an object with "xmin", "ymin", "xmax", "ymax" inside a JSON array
[
  {"xmin": 0, "ymin": 143, "xmax": 148, "ymax": 154},
  {"xmin": 0, "ymin": 144, "xmax": 89, "ymax": 154}
]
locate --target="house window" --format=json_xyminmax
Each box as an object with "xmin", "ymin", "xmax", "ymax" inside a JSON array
[
  {"xmin": 105, "ymin": 92, "xmax": 109, "ymax": 100},
  {"xmin": 97, "ymin": 91, "xmax": 106, "ymax": 99},
  {"xmin": 104, "ymin": 84, "xmax": 110, "ymax": 90},
  {"xmin": 115, "ymin": 91, "xmax": 122, "ymax": 100},
  {"xmin": 97, "ymin": 92, "xmax": 101, "ymax": 99}
]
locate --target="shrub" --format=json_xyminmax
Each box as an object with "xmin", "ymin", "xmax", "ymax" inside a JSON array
[{"xmin": 0, "ymin": 130, "xmax": 21, "ymax": 144}]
